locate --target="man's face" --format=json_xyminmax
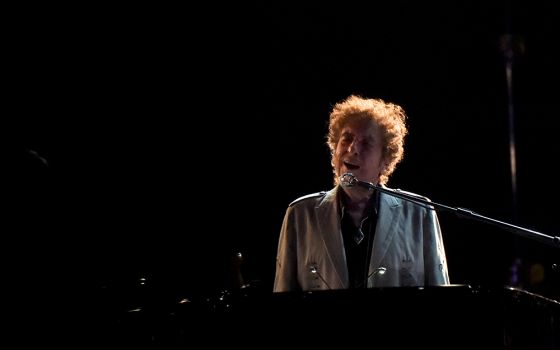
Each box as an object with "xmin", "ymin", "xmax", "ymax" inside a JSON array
[{"xmin": 333, "ymin": 118, "xmax": 386, "ymax": 185}]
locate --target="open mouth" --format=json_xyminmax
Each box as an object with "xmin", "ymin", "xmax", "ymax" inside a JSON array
[{"xmin": 344, "ymin": 161, "xmax": 360, "ymax": 170}]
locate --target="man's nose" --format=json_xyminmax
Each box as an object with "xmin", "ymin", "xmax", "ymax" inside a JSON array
[{"xmin": 347, "ymin": 140, "xmax": 359, "ymax": 154}]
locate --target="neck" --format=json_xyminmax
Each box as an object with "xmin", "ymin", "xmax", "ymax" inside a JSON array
[
  {"xmin": 341, "ymin": 186, "xmax": 374, "ymax": 226},
  {"xmin": 342, "ymin": 186, "xmax": 373, "ymax": 208}
]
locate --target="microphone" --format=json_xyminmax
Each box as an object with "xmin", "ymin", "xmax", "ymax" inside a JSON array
[{"xmin": 340, "ymin": 173, "xmax": 376, "ymax": 191}]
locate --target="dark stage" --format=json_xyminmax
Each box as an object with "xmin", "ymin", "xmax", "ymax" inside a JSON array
[{"xmin": 6, "ymin": 3, "xmax": 560, "ymax": 344}]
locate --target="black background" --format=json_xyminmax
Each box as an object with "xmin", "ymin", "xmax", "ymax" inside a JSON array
[{"xmin": 7, "ymin": 2, "xmax": 560, "ymax": 306}]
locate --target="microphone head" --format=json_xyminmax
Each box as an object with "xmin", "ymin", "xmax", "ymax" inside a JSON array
[{"xmin": 340, "ymin": 173, "xmax": 357, "ymax": 187}]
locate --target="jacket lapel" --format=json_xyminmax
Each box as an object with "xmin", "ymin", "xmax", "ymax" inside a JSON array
[
  {"xmin": 315, "ymin": 186, "xmax": 348, "ymax": 288},
  {"xmin": 370, "ymin": 190, "xmax": 401, "ymax": 268}
]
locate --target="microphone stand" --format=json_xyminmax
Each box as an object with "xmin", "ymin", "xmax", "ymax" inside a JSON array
[{"xmin": 340, "ymin": 173, "xmax": 560, "ymax": 249}]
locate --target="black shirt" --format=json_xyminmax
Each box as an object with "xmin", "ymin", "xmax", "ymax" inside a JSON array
[{"xmin": 341, "ymin": 191, "xmax": 379, "ymax": 289}]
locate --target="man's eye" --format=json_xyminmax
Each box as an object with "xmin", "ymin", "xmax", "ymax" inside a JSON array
[
  {"xmin": 362, "ymin": 140, "xmax": 375, "ymax": 148},
  {"xmin": 340, "ymin": 137, "xmax": 351, "ymax": 143}
]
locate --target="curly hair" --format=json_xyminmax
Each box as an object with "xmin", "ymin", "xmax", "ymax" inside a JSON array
[{"xmin": 326, "ymin": 95, "xmax": 408, "ymax": 185}]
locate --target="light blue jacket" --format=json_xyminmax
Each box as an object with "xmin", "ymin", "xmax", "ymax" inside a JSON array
[{"xmin": 273, "ymin": 185, "xmax": 450, "ymax": 292}]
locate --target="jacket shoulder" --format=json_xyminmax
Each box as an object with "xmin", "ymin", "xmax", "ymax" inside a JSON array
[{"xmin": 289, "ymin": 191, "xmax": 327, "ymax": 207}]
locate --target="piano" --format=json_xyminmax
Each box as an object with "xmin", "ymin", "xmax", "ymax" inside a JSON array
[{"xmin": 93, "ymin": 284, "xmax": 560, "ymax": 348}]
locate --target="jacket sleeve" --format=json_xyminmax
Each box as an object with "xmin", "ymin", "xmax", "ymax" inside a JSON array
[
  {"xmin": 423, "ymin": 207, "xmax": 450, "ymax": 285},
  {"xmin": 273, "ymin": 206, "xmax": 300, "ymax": 292}
]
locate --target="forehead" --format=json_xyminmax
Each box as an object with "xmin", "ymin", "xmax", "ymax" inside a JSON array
[{"xmin": 340, "ymin": 118, "xmax": 380, "ymax": 138}]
